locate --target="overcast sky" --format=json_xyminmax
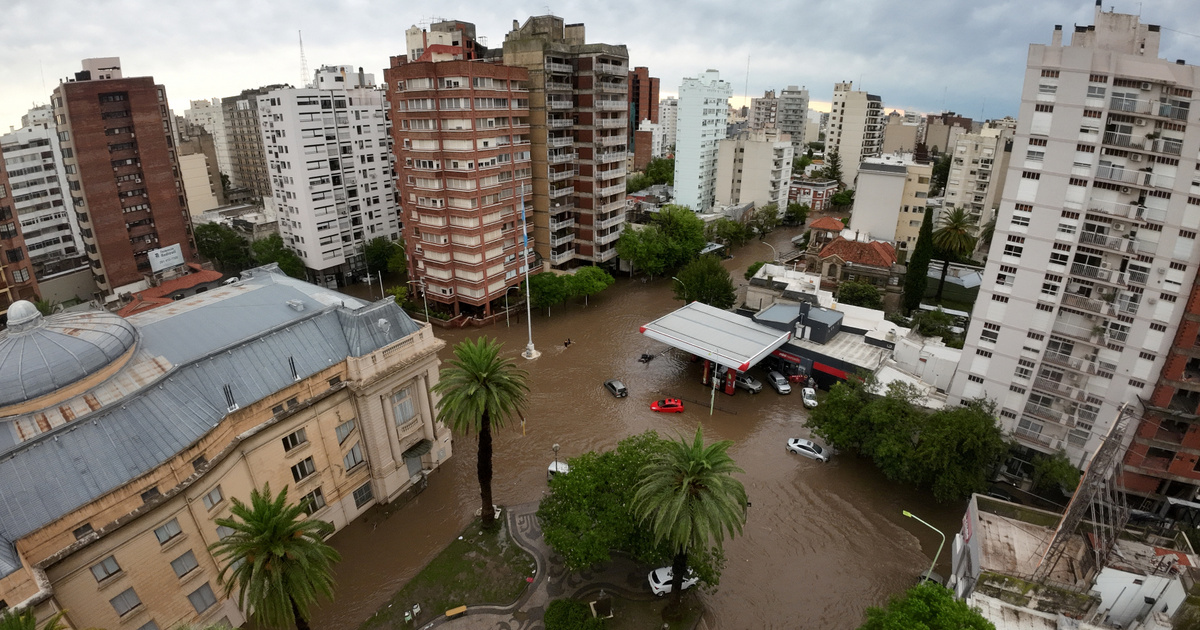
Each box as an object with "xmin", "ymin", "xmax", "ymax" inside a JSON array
[{"xmin": 2, "ymin": 0, "xmax": 1199, "ymax": 131}]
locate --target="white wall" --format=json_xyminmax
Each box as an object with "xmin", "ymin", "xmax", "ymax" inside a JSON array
[
  {"xmin": 1093, "ymin": 568, "xmax": 1186, "ymax": 628},
  {"xmin": 850, "ymin": 167, "xmax": 906, "ymax": 241}
]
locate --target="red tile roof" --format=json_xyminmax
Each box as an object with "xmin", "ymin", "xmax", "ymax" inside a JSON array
[
  {"xmin": 809, "ymin": 217, "xmax": 845, "ymax": 232},
  {"xmin": 116, "ymin": 264, "xmax": 224, "ymax": 317},
  {"xmin": 817, "ymin": 237, "xmax": 897, "ymax": 268}
]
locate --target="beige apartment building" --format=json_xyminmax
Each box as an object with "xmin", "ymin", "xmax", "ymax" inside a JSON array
[
  {"xmin": 714, "ymin": 128, "xmax": 794, "ymax": 209},
  {"xmin": 502, "ymin": 16, "xmax": 629, "ymax": 268},
  {"xmin": 849, "ymin": 154, "xmax": 932, "ymax": 262},
  {"xmin": 826, "ymin": 81, "xmax": 884, "ymax": 188},
  {"xmin": 0, "ymin": 266, "xmax": 449, "ymax": 629},
  {"xmin": 943, "ymin": 124, "xmax": 1015, "ymax": 229}
]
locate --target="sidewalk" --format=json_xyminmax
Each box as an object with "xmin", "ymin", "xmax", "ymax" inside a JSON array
[{"xmin": 423, "ymin": 501, "xmax": 657, "ymax": 630}]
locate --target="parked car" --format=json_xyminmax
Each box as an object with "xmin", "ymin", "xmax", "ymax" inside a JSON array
[
  {"xmin": 651, "ymin": 398, "xmax": 685, "ymax": 413},
  {"xmin": 603, "ymin": 379, "xmax": 628, "ymax": 398},
  {"xmin": 767, "ymin": 371, "xmax": 792, "ymax": 395},
  {"xmin": 648, "ymin": 566, "xmax": 699, "ymax": 596},
  {"xmin": 918, "ymin": 569, "xmax": 946, "ymax": 586},
  {"xmin": 735, "ymin": 373, "xmax": 763, "ymax": 394},
  {"xmin": 547, "ymin": 461, "xmax": 570, "ymax": 482},
  {"xmin": 801, "ymin": 387, "xmax": 818, "ymax": 408},
  {"xmin": 786, "ymin": 438, "xmax": 831, "ymax": 462},
  {"xmin": 986, "ymin": 487, "xmax": 1021, "ymax": 504}
]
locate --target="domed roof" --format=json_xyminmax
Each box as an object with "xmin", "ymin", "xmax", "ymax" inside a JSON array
[{"xmin": 0, "ymin": 302, "xmax": 137, "ymax": 408}]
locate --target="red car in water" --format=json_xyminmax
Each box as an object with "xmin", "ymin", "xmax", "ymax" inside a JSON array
[{"xmin": 651, "ymin": 398, "xmax": 685, "ymax": 413}]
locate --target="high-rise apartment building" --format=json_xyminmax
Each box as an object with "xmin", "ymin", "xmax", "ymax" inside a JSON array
[
  {"xmin": 658, "ymin": 97, "xmax": 678, "ymax": 151},
  {"xmin": 628, "ymin": 66, "xmax": 660, "ymax": 143},
  {"xmin": 943, "ymin": 123, "xmax": 1015, "ymax": 229},
  {"xmin": 851, "ymin": 154, "xmax": 932, "ymax": 261},
  {"xmin": 260, "ymin": 66, "xmax": 400, "ymax": 288},
  {"xmin": 386, "ymin": 37, "xmax": 534, "ymax": 316},
  {"xmin": 948, "ymin": 7, "xmax": 1200, "ymax": 470},
  {"xmin": 674, "ymin": 70, "xmax": 732, "ymax": 212},
  {"xmin": 503, "ymin": 15, "xmax": 629, "ymax": 268},
  {"xmin": 2, "ymin": 106, "xmax": 87, "ymax": 282},
  {"xmin": 52, "ymin": 58, "xmax": 197, "ymax": 297},
  {"xmin": 222, "ymin": 86, "xmax": 284, "ymax": 203},
  {"xmin": 715, "ymin": 128, "xmax": 793, "ymax": 209},
  {"xmin": 183, "ymin": 98, "xmax": 231, "ymax": 179},
  {"xmin": 749, "ymin": 90, "xmax": 778, "ymax": 129},
  {"xmin": 778, "ymin": 85, "xmax": 810, "ymax": 153},
  {"xmin": 826, "ymin": 81, "xmax": 884, "ymax": 187},
  {"xmin": 0, "ymin": 146, "xmax": 40, "ymax": 318}
]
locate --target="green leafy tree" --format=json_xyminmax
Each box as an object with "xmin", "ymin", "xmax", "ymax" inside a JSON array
[
  {"xmin": 388, "ymin": 239, "xmax": 408, "ymax": 275},
  {"xmin": 857, "ymin": 382, "xmax": 927, "ymax": 485},
  {"xmin": 527, "ymin": 272, "xmax": 570, "ymax": 316},
  {"xmin": 208, "ymin": 484, "xmax": 340, "ymax": 630},
  {"xmin": 386, "ymin": 285, "xmax": 408, "ymax": 306},
  {"xmin": 633, "ymin": 426, "xmax": 747, "ymax": 609},
  {"xmin": 1031, "ymin": 451, "xmax": 1081, "ymax": 496},
  {"xmin": 978, "ymin": 217, "xmax": 997, "ymax": 253},
  {"xmin": 706, "ymin": 217, "xmax": 754, "ymax": 249},
  {"xmin": 568, "ymin": 266, "xmax": 614, "ymax": 305},
  {"xmin": 793, "ymin": 154, "xmax": 813, "ymax": 173},
  {"xmin": 363, "ymin": 237, "xmax": 402, "ymax": 275},
  {"xmin": 830, "ymin": 189, "xmax": 855, "ymax": 210},
  {"xmin": 544, "ymin": 599, "xmax": 604, "ymax": 630},
  {"xmin": 626, "ymin": 173, "xmax": 652, "ymax": 194},
  {"xmin": 194, "ymin": 222, "xmax": 252, "ymax": 273},
  {"xmin": 911, "ymin": 308, "xmax": 957, "ymax": 339},
  {"xmin": 251, "ymin": 234, "xmax": 306, "ymax": 279},
  {"xmin": 931, "ymin": 207, "xmax": 978, "ymax": 300},
  {"xmin": 745, "ymin": 204, "xmax": 781, "ymax": 239},
  {"xmin": 432, "ymin": 337, "xmax": 530, "ymax": 530},
  {"xmin": 838, "ymin": 280, "xmax": 884, "ymax": 310},
  {"xmin": 860, "ymin": 582, "xmax": 995, "ymax": 630},
  {"xmin": 673, "ymin": 255, "xmax": 735, "ymax": 308},
  {"xmin": 0, "ymin": 609, "xmax": 66, "ymax": 630},
  {"xmin": 655, "ymin": 204, "xmax": 707, "ymax": 268},
  {"xmin": 903, "ymin": 211, "xmax": 935, "ymax": 313},
  {"xmin": 806, "ymin": 375, "xmax": 878, "ymax": 451},
  {"xmin": 744, "ymin": 261, "xmax": 768, "ymax": 280},
  {"xmin": 615, "ymin": 224, "xmax": 669, "ymax": 278},
  {"xmin": 784, "ymin": 202, "xmax": 810, "ymax": 226},
  {"xmin": 33, "ymin": 299, "xmax": 54, "ymax": 316},
  {"xmin": 914, "ymin": 399, "xmax": 1008, "ymax": 502},
  {"xmin": 929, "ymin": 153, "xmax": 953, "ymax": 197},
  {"xmin": 821, "ymin": 149, "xmax": 846, "ymax": 188},
  {"xmin": 645, "ymin": 157, "xmax": 675, "ymax": 185}
]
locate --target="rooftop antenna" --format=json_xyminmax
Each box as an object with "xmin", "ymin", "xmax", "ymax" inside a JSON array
[
  {"xmin": 299, "ymin": 30, "xmax": 310, "ymax": 88},
  {"xmin": 744, "ymin": 54, "xmax": 751, "ymax": 111}
]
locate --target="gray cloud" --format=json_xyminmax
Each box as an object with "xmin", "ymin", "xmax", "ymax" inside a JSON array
[{"xmin": 2, "ymin": 0, "xmax": 1198, "ymax": 129}]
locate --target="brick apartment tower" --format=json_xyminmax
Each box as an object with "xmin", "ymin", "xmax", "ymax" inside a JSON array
[
  {"xmin": 0, "ymin": 145, "xmax": 40, "ymax": 319},
  {"xmin": 222, "ymin": 85, "xmax": 285, "ymax": 204},
  {"xmin": 628, "ymin": 66, "xmax": 660, "ymax": 169},
  {"xmin": 52, "ymin": 58, "xmax": 197, "ymax": 297},
  {"xmin": 503, "ymin": 16, "xmax": 629, "ymax": 268},
  {"xmin": 386, "ymin": 26, "xmax": 535, "ymax": 317}
]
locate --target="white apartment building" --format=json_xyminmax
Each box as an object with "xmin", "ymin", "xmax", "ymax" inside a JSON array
[
  {"xmin": 778, "ymin": 85, "xmax": 810, "ymax": 152},
  {"xmin": 640, "ymin": 119, "xmax": 665, "ymax": 158},
  {"xmin": 947, "ymin": 8, "xmax": 1200, "ymax": 466},
  {"xmin": 943, "ymin": 124, "xmax": 1015, "ymax": 228},
  {"xmin": 259, "ymin": 65, "xmax": 400, "ymax": 288},
  {"xmin": 659, "ymin": 97, "xmax": 678, "ymax": 152},
  {"xmin": 826, "ymin": 81, "xmax": 884, "ymax": 187},
  {"xmin": 851, "ymin": 154, "xmax": 932, "ymax": 259},
  {"xmin": 674, "ymin": 71, "xmax": 732, "ymax": 212},
  {"xmin": 1, "ymin": 108, "xmax": 86, "ymax": 282},
  {"xmin": 183, "ymin": 98, "xmax": 231, "ymax": 179},
  {"xmin": 715, "ymin": 128, "xmax": 793, "ymax": 209},
  {"xmin": 749, "ymin": 90, "xmax": 778, "ymax": 129}
]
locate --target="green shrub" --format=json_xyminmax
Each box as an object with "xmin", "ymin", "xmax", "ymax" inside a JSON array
[{"xmin": 544, "ymin": 598, "xmax": 604, "ymax": 630}]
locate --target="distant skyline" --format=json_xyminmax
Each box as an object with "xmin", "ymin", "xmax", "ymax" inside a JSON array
[{"xmin": 2, "ymin": 0, "xmax": 1199, "ymax": 131}]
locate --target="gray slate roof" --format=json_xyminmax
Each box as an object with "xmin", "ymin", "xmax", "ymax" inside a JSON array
[{"xmin": 0, "ymin": 267, "xmax": 421, "ymax": 578}]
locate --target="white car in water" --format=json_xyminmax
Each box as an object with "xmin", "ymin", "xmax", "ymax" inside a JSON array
[
  {"xmin": 801, "ymin": 387, "xmax": 818, "ymax": 409},
  {"xmin": 648, "ymin": 566, "xmax": 699, "ymax": 596},
  {"xmin": 786, "ymin": 438, "xmax": 831, "ymax": 463}
]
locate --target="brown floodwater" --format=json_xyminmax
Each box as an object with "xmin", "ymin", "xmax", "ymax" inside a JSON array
[{"xmin": 309, "ymin": 230, "xmax": 966, "ymax": 630}]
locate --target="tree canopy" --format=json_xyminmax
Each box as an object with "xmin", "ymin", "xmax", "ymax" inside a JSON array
[
  {"xmin": 838, "ymin": 280, "xmax": 884, "ymax": 310},
  {"xmin": 673, "ymin": 255, "xmax": 736, "ymax": 309},
  {"xmin": 1031, "ymin": 451, "xmax": 1081, "ymax": 496},
  {"xmin": 705, "ymin": 217, "xmax": 754, "ymax": 249},
  {"xmin": 627, "ymin": 157, "xmax": 675, "ymax": 193},
  {"xmin": 784, "ymin": 202, "xmax": 810, "ymax": 226},
  {"xmin": 932, "ymin": 207, "xmax": 978, "ymax": 301},
  {"xmin": 363, "ymin": 237, "xmax": 405, "ymax": 276},
  {"xmin": 903, "ymin": 211, "xmax": 935, "ymax": 313},
  {"xmin": 821, "ymin": 150, "xmax": 846, "ymax": 188},
  {"xmin": 859, "ymin": 582, "xmax": 995, "ymax": 630},
  {"xmin": 251, "ymin": 234, "xmax": 306, "ymax": 279},
  {"xmin": 0, "ymin": 608, "xmax": 65, "ymax": 630},
  {"xmin": 745, "ymin": 204, "xmax": 781, "ymax": 240},
  {"xmin": 929, "ymin": 153, "xmax": 953, "ymax": 197},
  {"xmin": 526, "ymin": 267, "xmax": 615, "ymax": 314},
  {"xmin": 194, "ymin": 222, "xmax": 251, "ymax": 273},
  {"xmin": 744, "ymin": 260, "xmax": 769, "ymax": 280},
  {"xmin": 568, "ymin": 266, "xmax": 615, "ymax": 305},
  {"xmin": 807, "ymin": 377, "xmax": 1007, "ymax": 502},
  {"xmin": 615, "ymin": 204, "xmax": 705, "ymax": 276}
]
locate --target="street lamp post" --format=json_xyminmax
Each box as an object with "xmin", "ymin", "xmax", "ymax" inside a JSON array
[
  {"xmin": 519, "ymin": 188, "xmax": 539, "ymax": 360},
  {"xmin": 903, "ymin": 510, "xmax": 946, "ymax": 584},
  {"xmin": 552, "ymin": 443, "xmax": 560, "ymax": 472},
  {"xmin": 406, "ymin": 278, "xmax": 429, "ymax": 323},
  {"xmin": 764, "ymin": 241, "xmax": 778, "ymax": 262},
  {"xmin": 671, "ymin": 276, "xmax": 689, "ymax": 302}
]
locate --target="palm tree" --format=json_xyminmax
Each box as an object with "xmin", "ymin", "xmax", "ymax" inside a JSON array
[
  {"xmin": 208, "ymin": 484, "xmax": 340, "ymax": 630},
  {"xmin": 432, "ymin": 337, "xmax": 530, "ymax": 530},
  {"xmin": 0, "ymin": 609, "xmax": 65, "ymax": 630},
  {"xmin": 632, "ymin": 426, "xmax": 747, "ymax": 609},
  {"xmin": 931, "ymin": 207, "xmax": 978, "ymax": 301}
]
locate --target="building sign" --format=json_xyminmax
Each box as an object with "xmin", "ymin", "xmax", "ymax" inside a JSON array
[{"xmin": 148, "ymin": 243, "xmax": 185, "ymax": 273}]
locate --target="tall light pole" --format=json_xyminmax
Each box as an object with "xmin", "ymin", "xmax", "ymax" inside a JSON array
[
  {"xmin": 903, "ymin": 510, "xmax": 946, "ymax": 583},
  {"xmin": 519, "ymin": 188, "xmax": 539, "ymax": 360},
  {"xmin": 763, "ymin": 241, "xmax": 778, "ymax": 262},
  {"xmin": 406, "ymin": 278, "xmax": 429, "ymax": 323},
  {"xmin": 671, "ymin": 276, "xmax": 689, "ymax": 303},
  {"xmin": 552, "ymin": 443, "xmax": 560, "ymax": 472}
]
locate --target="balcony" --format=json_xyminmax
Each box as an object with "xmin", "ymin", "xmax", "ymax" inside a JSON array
[
  {"xmin": 595, "ymin": 230, "xmax": 621, "ymax": 245},
  {"xmin": 548, "ymin": 136, "xmax": 574, "ymax": 149},
  {"xmin": 550, "ymin": 232, "xmax": 574, "ymax": 247},
  {"xmin": 1033, "ymin": 376, "xmax": 1074, "ymax": 397},
  {"xmin": 1024, "ymin": 401, "xmax": 1062, "ymax": 422},
  {"xmin": 597, "ymin": 118, "xmax": 626, "ymax": 129},
  {"xmin": 595, "ymin": 213, "xmax": 624, "ymax": 230},
  {"xmin": 545, "ymin": 61, "xmax": 572, "ymax": 74},
  {"xmin": 549, "ymin": 186, "xmax": 574, "ymax": 199},
  {"xmin": 1095, "ymin": 164, "xmax": 1139, "ymax": 184},
  {"xmin": 548, "ymin": 118, "xmax": 573, "ymax": 129},
  {"xmin": 1077, "ymin": 231, "xmax": 1131, "ymax": 253},
  {"xmin": 595, "ymin": 100, "xmax": 626, "ymax": 111},
  {"xmin": 1109, "ymin": 96, "xmax": 1156, "ymax": 115},
  {"xmin": 594, "ymin": 247, "xmax": 619, "ymax": 263},
  {"xmin": 1051, "ymin": 319, "xmax": 1101, "ymax": 343},
  {"xmin": 1043, "ymin": 350, "xmax": 1084, "ymax": 371},
  {"xmin": 549, "ymin": 168, "xmax": 575, "ymax": 182},
  {"xmin": 551, "ymin": 249, "xmax": 575, "ymax": 264},
  {"xmin": 1069, "ymin": 262, "xmax": 1124, "ymax": 285},
  {"xmin": 1128, "ymin": 269, "xmax": 1149, "ymax": 285},
  {"xmin": 547, "ymin": 99, "xmax": 573, "ymax": 110},
  {"xmin": 1086, "ymin": 198, "xmax": 1141, "ymax": 219},
  {"xmin": 598, "ymin": 199, "xmax": 627, "ymax": 214},
  {"xmin": 1014, "ymin": 427, "xmax": 1054, "ymax": 447},
  {"xmin": 1146, "ymin": 137, "xmax": 1184, "ymax": 156},
  {"xmin": 549, "ymin": 202, "xmax": 574, "ymax": 215},
  {"xmin": 1158, "ymin": 103, "xmax": 1190, "ymax": 121},
  {"xmin": 594, "ymin": 62, "xmax": 625, "ymax": 76},
  {"xmin": 597, "ymin": 166, "xmax": 626, "ymax": 180},
  {"xmin": 596, "ymin": 183, "xmax": 624, "ymax": 197},
  {"xmin": 1060, "ymin": 293, "xmax": 1112, "ymax": 316},
  {"xmin": 549, "ymin": 152, "xmax": 575, "ymax": 164},
  {"xmin": 598, "ymin": 135, "xmax": 626, "ymax": 147},
  {"xmin": 596, "ymin": 151, "xmax": 625, "ymax": 164},
  {"xmin": 545, "ymin": 81, "xmax": 573, "ymax": 92},
  {"xmin": 550, "ymin": 217, "xmax": 576, "ymax": 231}
]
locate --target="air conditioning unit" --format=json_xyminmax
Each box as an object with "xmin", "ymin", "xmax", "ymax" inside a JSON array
[
  {"xmin": 1113, "ymin": 222, "xmax": 1125, "ymax": 231},
  {"xmin": 1135, "ymin": 118, "xmax": 1148, "ymax": 126},
  {"xmin": 1148, "ymin": 296, "xmax": 1158, "ymax": 304},
  {"xmin": 1068, "ymin": 372, "xmax": 1079, "ymax": 382},
  {"xmin": 1121, "ymin": 186, "xmax": 1132, "ymax": 194},
  {"xmin": 1140, "ymin": 82, "xmax": 1153, "ymax": 91},
  {"xmin": 1130, "ymin": 153, "xmax": 1143, "ymax": 162},
  {"xmin": 1100, "ymin": 261, "xmax": 1112, "ymax": 270}
]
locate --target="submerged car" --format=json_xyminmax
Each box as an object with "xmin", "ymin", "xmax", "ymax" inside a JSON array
[
  {"xmin": 547, "ymin": 461, "xmax": 570, "ymax": 482},
  {"xmin": 767, "ymin": 371, "xmax": 792, "ymax": 395},
  {"xmin": 801, "ymin": 387, "xmax": 818, "ymax": 409},
  {"xmin": 735, "ymin": 373, "xmax": 763, "ymax": 394},
  {"xmin": 786, "ymin": 438, "xmax": 831, "ymax": 462},
  {"xmin": 651, "ymin": 398, "xmax": 685, "ymax": 413},
  {"xmin": 648, "ymin": 566, "xmax": 699, "ymax": 596},
  {"xmin": 604, "ymin": 379, "xmax": 628, "ymax": 398}
]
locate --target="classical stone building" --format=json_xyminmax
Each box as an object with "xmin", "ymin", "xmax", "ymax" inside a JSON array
[{"xmin": 0, "ymin": 265, "xmax": 450, "ymax": 628}]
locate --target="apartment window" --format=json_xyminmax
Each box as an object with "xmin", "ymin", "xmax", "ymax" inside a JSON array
[
  {"xmin": 977, "ymin": 349, "xmax": 993, "ymax": 358},
  {"xmin": 90, "ymin": 556, "xmax": 121, "ymax": 582},
  {"xmin": 1011, "ymin": 213, "xmax": 1030, "ymax": 228},
  {"xmin": 216, "ymin": 525, "xmax": 236, "ymax": 540},
  {"xmin": 1129, "ymin": 379, "xmax": 1146, "ymax": 390},
  {"xmin": 1003, "ymin": 244, "xmax": 1023, "ymax": 258},
  {"xmin": 1021, "ymin": 171, "xmax": 1041, "ymax": 180},
  {"xmin": 291, "ymin": 457, "xmax": 317, "ymax": 482},
  {"xmin": 1026, "ymin": 150, "xmax": 1045, "ymax": 162},
  {"xmin": 170, "ymin": 550, "xmax": 199, "ymax": 578},
  {"xmin": 110, "ymin": 588, "xmax": 141, "ymax": 617},
  {"xmin": 1034, "ymin": 104, "xmax": 1053, "ymax": 113},
  {"xmin": 1049, "ymin": 251, "xmax": 1069, "ymax": 266},
  {"xmin": 335, "ymin": 418, "xmax": 356, "ymax": 444},
  {"xmin": 343, "ymin": 442, "xmax": 365, "ymax": 471},
  {"xmin": 981, "ymin": 323, "xmax": 1000, "ymax": 344},
  {"xmin": 392, "ymin": 387, "xmax": 417, "ymax": 427},
  {"xmin": 201, "ymin": 486, "xmax": 224, "ymax": 511},
  {"xmin": 154, "ymin": 519, "xmax": 183, "ymax": 544},
  {"xmin": 1087, "ymin": 85, "xmax": 1106, "ymax": 99},
  {"xmin": 1015, "ymin": 365, "xmax": 1033, "ymax": 380},
  {"xmin": 352, "ymin": 482, "xmax": 374, "ymax": 508},
  {"xmin": 188, "ymin": 583, "xmax": 218, "ymax": 614},
  {"xmin": 967, "ymin": 375, "xmax": 984, "ymax": 384},
  {"xmin": 1041, "ymin": 69, "xmax": 1060, "ymax": 78},
  {"xmin": 281, "ymin": 428, "xmax": 308, "ymax": 452},
  {"xmin": 1010, "ymin": 385, "xmax": 1026, "ymax": 394},
  {"xmin": 1028, "ymin": 332, "xmax": 1045, "ymax": 341},
  {"xmin": 1036, "ymin": 303, "xmax": 1055, "ymax": 312},
  {"xmin": 301, "ymin": 487, "xmax": 327, "ymax": 515},
  {"xmin": 992, "ymin": 295, "xmax": 1010, "ymax": 303}
]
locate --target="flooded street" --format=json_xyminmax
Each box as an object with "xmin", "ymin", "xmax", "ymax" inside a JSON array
[{"xmin": 311, "ymin": 232, "xmax": 967, "ymax": 629}]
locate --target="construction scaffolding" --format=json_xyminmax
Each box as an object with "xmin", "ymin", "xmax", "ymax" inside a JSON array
[{"xmin": 1034, "ymin": 403, "xmax": 1135, "ymax": 581}]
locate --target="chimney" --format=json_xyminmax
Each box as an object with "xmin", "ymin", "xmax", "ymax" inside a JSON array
[{"xmin": 1052, "ymin": 25, "xmax": 1063, "ymax": 46}]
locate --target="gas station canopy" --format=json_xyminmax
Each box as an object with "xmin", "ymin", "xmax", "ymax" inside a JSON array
[{"xmin": 639, "ymin": 302, "xmax": 792, "ymax": 372}]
